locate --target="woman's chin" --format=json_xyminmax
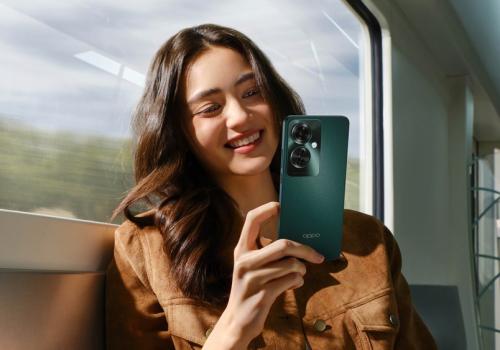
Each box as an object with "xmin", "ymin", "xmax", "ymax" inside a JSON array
[{"xmin": 228, "ymin": 158, "xmax": 272, "ymax": 176}]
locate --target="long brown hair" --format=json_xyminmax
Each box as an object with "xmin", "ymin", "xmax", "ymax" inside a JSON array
[{"xmin": 111, "ymin": 23, "xmax": 305, "ymax": 308}]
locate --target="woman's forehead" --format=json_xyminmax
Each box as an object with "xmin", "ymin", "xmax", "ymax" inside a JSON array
[{"xmin": 183, "ymin": 47, "xmax": 253, "ymax": 98}]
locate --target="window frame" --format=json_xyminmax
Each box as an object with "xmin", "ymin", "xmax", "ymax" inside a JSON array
[{"xmin": 346, "ymin": 0, "xmax": 385, "ymax": 221}]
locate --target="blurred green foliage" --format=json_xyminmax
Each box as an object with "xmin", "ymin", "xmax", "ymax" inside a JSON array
[
  {"xmin": 0, "ymin": 119, "xmax": 134, "ymax": 224},
  {"xmin": 0, "ymin": 118, "xmax": 360, "ymax": 225}
]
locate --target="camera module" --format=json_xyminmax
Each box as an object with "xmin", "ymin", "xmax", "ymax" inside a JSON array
[
  {"xmin": 290, "ymin": 146, "xmax": 311, "ymax": 168},
  {"xmin": 291, "ymin": 123, "xmax": 312, "ymax": 144}
]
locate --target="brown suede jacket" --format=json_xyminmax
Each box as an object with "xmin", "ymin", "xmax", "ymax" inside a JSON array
[{"xmin": 105, "ymin": 209, "xmax": 437, "ymax": 349}]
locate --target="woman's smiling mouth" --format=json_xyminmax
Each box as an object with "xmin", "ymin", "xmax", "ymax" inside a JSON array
[{"xmin": 225, "ymin": 130, "xmax": 264, "ymax": 153}]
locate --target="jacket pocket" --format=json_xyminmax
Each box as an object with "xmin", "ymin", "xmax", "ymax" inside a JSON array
[
  {"xmin": 165, "ymin": 301, "xmax": 222, "ymax": 349},
  {"xmin": 345, "ymin": 290, "xmax": 400, "ymax": 350}
]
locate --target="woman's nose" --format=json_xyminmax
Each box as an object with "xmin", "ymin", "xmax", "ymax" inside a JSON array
[{"xmin": 225, "ymin": 99, "xmax": 251, "ymax": 129}]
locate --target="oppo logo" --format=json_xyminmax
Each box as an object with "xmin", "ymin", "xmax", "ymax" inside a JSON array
[{"xmin": 302, "ymin": 233, "xmax": 321, "ymax": 239}]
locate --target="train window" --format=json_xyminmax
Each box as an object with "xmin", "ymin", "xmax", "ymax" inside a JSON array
[{"xmin": 0, "ymin": 0, "xmax": 375, "ymax": 223}]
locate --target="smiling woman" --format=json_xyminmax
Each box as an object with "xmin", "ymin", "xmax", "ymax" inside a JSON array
[
  {"xmin": 109, "ymin": 23, "xmax": 304, "ymax": 305},
  {"xmin": 105, "ymin": 23, "xmax": 437, "ymax": 350}
]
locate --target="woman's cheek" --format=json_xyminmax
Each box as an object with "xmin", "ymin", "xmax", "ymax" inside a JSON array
[{"xmin": 197, "ymin": 123, "xmax": 221, "ymax": 151}]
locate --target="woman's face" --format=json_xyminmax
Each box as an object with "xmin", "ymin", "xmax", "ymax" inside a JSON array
[{"xmin": 182, "ymin": 46, "xmax": 278, "ymax": 178}]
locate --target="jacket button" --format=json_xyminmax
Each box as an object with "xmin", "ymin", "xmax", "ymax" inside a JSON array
[
  {"xmin": 313, "ymin": 319, "xmax": 327, "ymax": 332},
  {"xmin": 205, "ymin": 326, "xmax": 214, "ymax": 337},
  {"xmin": 389, "ymin": 314, "xmax": 399, "ymax": 327}
]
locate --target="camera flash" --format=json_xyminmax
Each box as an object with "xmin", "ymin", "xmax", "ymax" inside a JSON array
[{"xmin": 311, "ymin": 142, "xmax": 318, "ymax": 149}]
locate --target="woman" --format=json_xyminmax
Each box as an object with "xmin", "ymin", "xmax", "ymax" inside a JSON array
[{"xmin": 105, "ymin": 23, "xmax": 437, "ymax": 349}]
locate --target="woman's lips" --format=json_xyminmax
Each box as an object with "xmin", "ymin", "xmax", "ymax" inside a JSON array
[
  {"xmin": 225, "ymin": 129, "xmax": 262, "ymax": 147},
  {"xmin": 225, "ymin": 130, "xmax": 264, "ymax": 154}
]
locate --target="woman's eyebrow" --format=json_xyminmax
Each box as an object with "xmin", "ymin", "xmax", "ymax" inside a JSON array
[
  {"xmin": 234, "ymin": 71, "xmax": 255, "ymax": 86},
  {"xmin": 187, "ymin": 71, "xmax": 255, "ymax": 105}
]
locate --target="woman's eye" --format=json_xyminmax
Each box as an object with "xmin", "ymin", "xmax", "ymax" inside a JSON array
[
  {"xmin": 199, "ymin": 104, "xmax": 221, "ymax": 115},
  {"xmin": 243, "ymin": 87, "xmax": 260, "ymax": 98}
]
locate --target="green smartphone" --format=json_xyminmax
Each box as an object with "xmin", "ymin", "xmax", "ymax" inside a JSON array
[{"xmin": 277, "ymin": 115, "xmax": 349, "ymax": 261}]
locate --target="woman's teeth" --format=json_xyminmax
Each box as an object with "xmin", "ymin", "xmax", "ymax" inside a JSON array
[{"xmin": 227, "ymin": 131, "xmax": 260, "ymax": 148}]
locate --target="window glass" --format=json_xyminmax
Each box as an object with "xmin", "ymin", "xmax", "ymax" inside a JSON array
[{"xmin": 0, "ymin": 0, "xmax": 371, "ymax": 223}]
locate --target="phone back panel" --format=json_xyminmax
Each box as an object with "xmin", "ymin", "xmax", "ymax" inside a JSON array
[{"xmin": 278, "ymin": 115, "xmax": 349, "ymax": 261}]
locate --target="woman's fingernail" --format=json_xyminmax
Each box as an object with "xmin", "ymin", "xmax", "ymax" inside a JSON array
[{"xmin": 316, "ymin": 254, "xmax": 325, "ymax": 262}]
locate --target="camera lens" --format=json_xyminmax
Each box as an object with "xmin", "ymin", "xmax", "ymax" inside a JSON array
[
  {"xmin": 291, "ymin": 123, "xmax": 312, "ymax": 144},
  {"xmin": 290, "ymin": 146, "xmax": 311, "ymax": 168}
]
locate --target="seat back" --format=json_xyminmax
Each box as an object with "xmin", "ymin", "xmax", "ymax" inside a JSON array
[
  {"xmin": 0, "ymin": 209, "xmax": 115, "ymax": 350},
  {"xmin": 410, "ymin": 284, "xmax": 467, "ymax": 350}
]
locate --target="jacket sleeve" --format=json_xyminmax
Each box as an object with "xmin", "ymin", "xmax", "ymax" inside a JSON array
[
  {"xmin": 105, "ymin": 224, "xmax": 175, "ymax": 350},
  {"xmin": 382, "ymin": 225, "xmax": 438, "ymax": 350}
]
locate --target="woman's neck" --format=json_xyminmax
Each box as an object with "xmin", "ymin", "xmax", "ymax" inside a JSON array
[{"xmin": 217, "ymin": 169, "xmax": 279, "ymax": 240}]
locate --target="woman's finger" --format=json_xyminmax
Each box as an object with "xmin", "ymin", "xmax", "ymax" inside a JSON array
[
  {"xmin": 234, "ymin": 201, "xmax": 280, "ymax": 256},
  {"xmin": 264, "ymin": 272, "xmax": 305, "ymax": 300},
  {"xmin": 242, "ymin": 238, "xmax": 324, "ymax": 269},
  {"xmin": 246, "ymin": 257, "xmax": 306, "ymax": 287}
]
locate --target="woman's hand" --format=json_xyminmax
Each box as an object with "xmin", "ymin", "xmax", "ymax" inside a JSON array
[{"xmin": 202, "ymin": 201, "xmax": 325, "ymax": 349}]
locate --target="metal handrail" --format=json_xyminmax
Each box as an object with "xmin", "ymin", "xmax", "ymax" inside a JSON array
[
  {"xmin": 478, "ymin": 325, "xmax": 500, "ymax": 334},
  {"xmin": 476, "ymin": 254, "xmax": 500, "ymax": 262},
  {"xmin": 470, "ymin": 155, "xmax": 500, "ymax": 338},
  {"xmin": 479, "ymin": 272, "xmax": 500, "ymax": 298}
]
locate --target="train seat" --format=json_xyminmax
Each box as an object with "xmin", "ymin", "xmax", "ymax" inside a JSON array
[
  {"xmin": 0, "ymin": 209, "xmax": 115, "ymax": 350},
  {"xmin": 409, "ymin": 284, "xmax": 467, "ymax": 350}
]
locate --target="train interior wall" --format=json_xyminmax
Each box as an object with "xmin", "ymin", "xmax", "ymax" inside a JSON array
[{"xmin": 366, "ymin": 0, "xmax": 500, "ymax": 349}]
